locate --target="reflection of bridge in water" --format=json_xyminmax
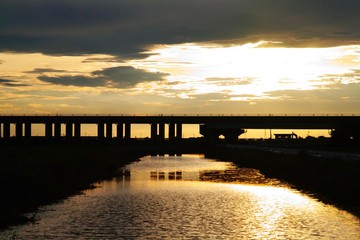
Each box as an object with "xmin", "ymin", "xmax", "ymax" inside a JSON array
[
  {"xmin": 145, "ymin": 169, "xmax": 278, "ymax": 184},
  {"xmin": 0, "ymin": 115, "xmax": 359, "ymax": 144},
  {"xmin": 150, "ymin": 171, "xmax": 183, "ymax": 180}
]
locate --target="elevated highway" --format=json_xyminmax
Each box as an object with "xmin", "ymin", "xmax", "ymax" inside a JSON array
[{"xmin": 0, "ymin": 115, "xmax": 359, "ymax": 143}]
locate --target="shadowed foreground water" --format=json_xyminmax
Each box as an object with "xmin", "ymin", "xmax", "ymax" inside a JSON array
[{"xmin": 2, "ymin": 155, "xmax": 359, "ymax": 239}]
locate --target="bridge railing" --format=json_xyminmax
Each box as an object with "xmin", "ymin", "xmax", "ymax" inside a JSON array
[{"xmin": 0, "ymin": 113, "xmax": 359, "ymax": 117}]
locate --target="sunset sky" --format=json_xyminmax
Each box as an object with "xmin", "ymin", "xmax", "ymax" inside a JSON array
[{"xmin": 1, "ymin": 0, "xmax": 360, "ymax": 120}]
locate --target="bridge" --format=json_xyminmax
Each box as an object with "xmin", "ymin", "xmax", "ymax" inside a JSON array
[{"xmin": 0, "ymin": 115, "xmax": 359, "ymax": 143}]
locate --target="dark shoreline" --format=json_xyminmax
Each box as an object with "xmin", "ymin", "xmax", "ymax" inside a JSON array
[
  {"xmin": 205, "ymin": 146, "xmax": 360, "ymax": 218},
  {"xmin": 1, "ymin": 142, "xmax": 359, "ymax": 230},
  {"xmin": 0, "ymin": 143, "xmax": 147, "ymax": 229}
]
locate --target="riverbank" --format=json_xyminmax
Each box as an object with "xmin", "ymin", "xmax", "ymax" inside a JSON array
[
  {"xmin": 0, "ymin": 143, "xmax": 147, "ymax": 229},
  {"xmin": 1, "ymin": 142, "xmax": 359, "ymax": 230},
  {"xmin": 205, "ymin": 146, "xmax": 360, "ymax": 218}
]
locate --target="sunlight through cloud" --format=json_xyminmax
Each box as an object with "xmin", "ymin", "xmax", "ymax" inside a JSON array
[{"xmin": 130, "ymin": 42, "xmax": 360, "ymax": 101}]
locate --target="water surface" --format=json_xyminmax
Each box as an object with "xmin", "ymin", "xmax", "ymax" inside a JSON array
[{"xmin": 2, "ymin": 154, "xmax": 359, "ymax": 239}]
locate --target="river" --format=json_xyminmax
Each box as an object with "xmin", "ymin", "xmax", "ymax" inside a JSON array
[{"xmin": 1, "ymin": 154, "xmax": 359, "ymax": 239}]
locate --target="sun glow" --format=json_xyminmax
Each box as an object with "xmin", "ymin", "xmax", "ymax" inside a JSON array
[
  {"xmin": 130, "ymin": 42, "xmax": 360, "ymax": 100},
  {"xmin": 1, "ymin": 41, "xmax": 360, "ymax": 117}
]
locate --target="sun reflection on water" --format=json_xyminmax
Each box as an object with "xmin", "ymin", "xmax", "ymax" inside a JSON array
[
  {"xmin": 2, "ymin": 155, "xmax": 359, "ymax": 239},
  {"xmin": 228, "ymin": 184, "xmax": 313, "ymax": 207},
  {"xmin": 226, "ymin": 183, "xmax": 359, "ymax": 239}
]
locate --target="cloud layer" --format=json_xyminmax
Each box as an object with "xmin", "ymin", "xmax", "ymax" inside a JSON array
[
  {"xmin": 0, "ymin": 78, "xmax": 30, "ymax": 87},
  {"xmin": 1, "ymin": 0, "xmax": 360, "ymax": 58},
  {"xmin": 38, "ymin": 66, "xmax": 167, "ymax": 88}
]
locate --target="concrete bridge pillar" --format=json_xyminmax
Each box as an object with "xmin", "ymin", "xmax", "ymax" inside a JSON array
[
  {"xmin": 159, "ymin": 123, "xmax": 165, "ymax": 141},
  {"xmin": 25, "ymin": 123, "xmax": 32, "ymax": 139},
  {"xmin": 176, "ymin": 123, "xmax": 182, "ymax": 141},
  {"xmin": 151, "ymin": 123, "xmax": 158, "ymax": 141},
  {"xmin": 98, "ymin": 123, "xmax": 105, "ymax": 139},
  {"xmin": 16, "ymin": 122, "xmax": 23, "ymax": 139},
  {"xmin": 117, "ymin": 123, "xmax": 123, "ymax": 140},
  {"xmin": 169, "ymin": 123, "xmax": 175, "ymax": 141},
  {"xmin": 125, "ymin": 123, "xmax": 131, "ymax": 140},
  {"xmin": 54, "ymin": 123, "xmax": 61, "ymax": 138},
  {"xmin": 66, "ymin": 123, "xmax": 73, "ymax": 139},
  {"xmin": 224, "ymin": 132, "xmax": 241, "ymax": 143},
  {"xmin": 74, "ymin": 123, "xmax": 81, "ymax": 139},
  {"xmin": 106, "ymin": 123, "xmax": 113, "ymax": 139},
  {"xmin": 45, "ymin": 123, "xmax": 53, "ymax": 139},
  {"xmin": 208, "ymin": 134, "xmax": 221, "ymax": 143},
  {"xmin": 200, "ymin": 124, "xmax": 245, "ymax": 143},
  {"xmin": 3, "ymin": 123, "xmax": 10, "ymax": 140}
]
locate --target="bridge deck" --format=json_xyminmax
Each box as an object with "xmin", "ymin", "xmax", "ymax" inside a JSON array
[{"xmin": 0, "ymin": 115, "xmax": 359, "ymax": 129}]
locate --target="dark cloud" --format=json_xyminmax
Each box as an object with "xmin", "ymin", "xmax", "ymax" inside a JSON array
[
  {"xmin": 38, "ymin": 66, "xmax": 167, "ymax": 88},
  {"xmin": 1, "ymin": 0, "xmax": 360, "ymax": 58},
  {"xmin": 38, "ymin": 75, "xmax": 106, "ymax": 87},
  {"xmin": 0, "ymin": 78, "xmax": 30, "ymax": 87},
  {"xmin": 95, "ymin": 66, "xmax": 167, "ymax": 87},
  {"xmin": 24, "ymin": 68, "xmax": 69, "ymax": 74},
  {"xmin": 81, "ymin": 57, "xmax": 123, "ymax": 63}
]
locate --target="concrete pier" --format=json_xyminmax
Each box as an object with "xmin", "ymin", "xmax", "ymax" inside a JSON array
[
  {"xmin": 176, "ymin": 123, "xmax": 182, "ymax": 141},
  {"xmin": 66, "ymin": 123, "xmax": 73, "ymax": 139},
  {"xmin": 151, "ymin": 123, "xmax": 157, "ymax": 141},
  {"xmin": 159, "ymin": 123, "xmax": 165, "ymax": 141},
  {"xmin": 117, "ymin": 123, "xmax": 123, "ymax": 140},
  {"xmin": 45, "ymin": 123, "xmax": 52, "ymax": 139},
  {"xmin": 25, "ymin": 123, "xmax": 32, "ymax": 139},
  {"xmin": 16, "ymin": 122, "xmax": 23, "ymax": 139},
  {"xmin": 169, "ymin": 123, "xmax": 175, "ymax": 141},
  {"xmin": 54, "ymin": 123, "xmax": 61, "ymax": 138},
  {"xmin": 3, "ymin": 123, "xmax": 10, "ymax": 139},
  {"xmin": 125, "ymin": 123, "xmax": 131, "ymax": 140},
  {"xmin": 75, "ymin": 123, "xmax": 81, "ymax": 139},
  {"xmin": 106, "ymin": 123, "xmax": 112, "ymax": 139},
  {"xmin": 98, "ymin": 123, "xmax": 104, "ymax": 139}
]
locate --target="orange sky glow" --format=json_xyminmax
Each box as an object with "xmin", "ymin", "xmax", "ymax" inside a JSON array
[{"xmin": 1, "ymin": 1, "xmax": 360, "ymax": 137}]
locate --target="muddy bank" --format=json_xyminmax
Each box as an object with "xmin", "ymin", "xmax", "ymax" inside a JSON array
[
  {"xmin": 205, "ymin": 146, "xmax": 360, "ymax": 218},
  {"xmin": 0, "ymin": 143, "xmax": 146, "ymax": 229}
]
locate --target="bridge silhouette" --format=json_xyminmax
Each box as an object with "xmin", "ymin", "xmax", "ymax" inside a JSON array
[{"xmin": 0, "ymin": 115, "xmax": 359, "ymax": 144}]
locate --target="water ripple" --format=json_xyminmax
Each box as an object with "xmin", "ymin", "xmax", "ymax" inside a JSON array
[{"xmin": 2, "ymin": 155, "xmax": 359, "ymax": 239}]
